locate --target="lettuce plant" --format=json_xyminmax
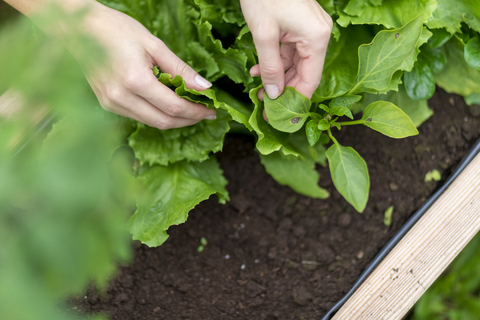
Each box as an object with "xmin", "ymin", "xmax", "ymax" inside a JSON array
[{"xmin": 99, "ymin": 0, "xmax": 480, "ymax": 246}]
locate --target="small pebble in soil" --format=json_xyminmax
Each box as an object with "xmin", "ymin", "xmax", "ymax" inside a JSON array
[
  {"xmin": 230, "ymin": 193, "xmax": 250, "ymax": 213},
  {"xmin": 241, "ymin": 264, "xmax": 246, "ymax": 270},
  {"xmin": 337, "ymin": 213, "xmax": 352, "ymax": 228},
  {"xmin": 254, "ymin": 259, "xmax": 259, "ymax": 263},
  {"xmin": 267, "ymin": 247, "xmax": 277, "ymax": 260},
  {"xmin": 357, "ymin": 251, "xmax": 364, "ymax": 259},
  {"xmin": 389, "ymin": 182, "xmax": 399, "ymax": 191},
  {"xmin": 225, "ymin": 254, "xmax": 230, "ymax": 259},
  {"xmin": 292, "ymin": 286, "xmax": 314, "ymax": 306}
]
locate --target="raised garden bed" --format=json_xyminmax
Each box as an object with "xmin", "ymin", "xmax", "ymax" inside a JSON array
[
  {"xmin": 3, "ymin": 1, "xmax": 480, "ymax": 318},
  {"xmin": 70, "ymin": 89, "xmax": 480, "ymax": 319}
]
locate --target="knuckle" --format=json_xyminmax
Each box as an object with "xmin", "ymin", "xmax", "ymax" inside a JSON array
[
  {"xmin": 254, "ymin": 24, "xmax": 277, "ymax": 43},
  {"xmin": 104, "ymin": 86, "xmax": 124, "ymax": 105},
  {"xmin": 190, "ymin": 107, "xmax": 206, "ymax": 120},
  {"xmin": 261, "ymin": 64, "xmax": 282, "ymax": 77},
  {"xmin": 123, "ymin": 73, "xmax": 149, "ymax": 91},
  {"xmin": 153, "ymin": 120, "xmax": 171, "ymax": 130},
  {"xmin": 163, "ymin": 102, "xmax": 182, "ymax": 117},
  {"xmin": 174, "ymin": 59, "xmax": 191, "ymax": 77},
  {"xmin": 311, "ymin": 23, "xmax": 332, "ymax": 40},
  {"xmin": 147, "ymin": 38, "xmax": 166, "ymax": 53}
]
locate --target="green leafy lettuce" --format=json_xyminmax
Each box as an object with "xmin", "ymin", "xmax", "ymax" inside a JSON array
[
  {"xmin": 129, "ymin": 158, "xmax": 229, "ymax": 247},
  {"xmin": 97, "ymin": 0, "xmax": 480, "ymax": 232}
]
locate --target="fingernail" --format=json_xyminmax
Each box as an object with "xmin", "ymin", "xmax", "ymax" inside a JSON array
[
  {"xmin": 205, "ymin": 114, "xmax": 216, "ymax": 120},
  {"xmin": 265, "ymin": 84, "xmax": 279, "ymax": 99},
  {"xmin": 195, "ymin": 74, "xmax": 212, "ymax": 89}
]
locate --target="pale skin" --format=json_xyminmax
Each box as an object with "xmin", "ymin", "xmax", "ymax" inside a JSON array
[{"xmin": 4, "ymin": 0, "xmax": 332, "ymax": 129}]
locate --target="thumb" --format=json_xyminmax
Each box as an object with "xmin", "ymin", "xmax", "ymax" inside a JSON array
[
  {"xmin": 252, "ymin": 29, "xmax": 285, "ymax": 99},
  {"xmin": 151, "ymin": 41, "xmax": 212, "ymax": 91}
]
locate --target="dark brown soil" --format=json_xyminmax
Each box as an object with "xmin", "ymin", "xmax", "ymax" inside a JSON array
[{"xmin": 70, "ymin": 89, "xmax": 480, "ymax": 320}]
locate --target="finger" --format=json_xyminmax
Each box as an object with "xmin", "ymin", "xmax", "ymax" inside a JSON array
[
  {"xmin": 124, "ymin": 72, "xmax": 216, "ymax": 121},
  {"xmin": 257, "ymin": 87, "xmax": 265, "ymax": 101},
  {"xmin": 149, "ymin": 40, "xmax": 213, "ymax": 92},
  {"xmin": 250, "ymin": 44, "xmax": 295, "ymax": 78},
  {"xmin": 250, "ymin": 64, "xmax": 260, "ymax": 77},
  {"xmin": 288, "ymin": 34, "xmax": 330, "ymax": 98},
  {"xmin": 289, "ymin": 57, "xmax": 324, "ymax": 99},
  {"xmin": 251, "ymin": 26, "xmax": 285, "ymax": 99},
  {"xmin": 105, "ymin": 92, "xmax": 200, "ymax": 129},
  {"xmin": 280, "ymin": 43, "xmax": 295, "ymax": 71},
  {"xmin": 284, "ymin": 65, "xmax": 297, "ymax": 86}
]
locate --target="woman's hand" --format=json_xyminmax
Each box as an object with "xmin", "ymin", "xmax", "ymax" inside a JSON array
[
  {"xmin": 82, "ymin": 2, "xmax": 216, "ymax": 129},
  {"xmin": 240, "ymin": 0, "xmax": 333, "ymax": 100},
  {"xmin": 5, "ymin": 0, "xmax": 217, "ymax": 130}
]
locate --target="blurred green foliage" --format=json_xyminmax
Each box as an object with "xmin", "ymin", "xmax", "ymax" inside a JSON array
[
  {"xmin": 0, "ymin": 8, "xmax": 135, "ymax": 320},
  {"xmin": 411, "ymin": 232, "xmax": 480, "ymax": 320}
]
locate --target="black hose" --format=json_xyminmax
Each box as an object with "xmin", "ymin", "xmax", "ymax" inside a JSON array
[{"xmin": 321, "ymin": 137, "xmax": 480, "ymax": 320}]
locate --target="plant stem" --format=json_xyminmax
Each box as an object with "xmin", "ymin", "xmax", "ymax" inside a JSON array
[
  {"xmin": 335, "ymin": 119, "xmax": 366, "ymax": 126},
  {"xmin": 327, "ymin": 128, "xmax": 339, "ymax": 146}
]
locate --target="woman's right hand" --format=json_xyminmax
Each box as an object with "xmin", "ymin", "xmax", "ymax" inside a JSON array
[{"xmin": 240, "ymin": 0, "xmax": 333, "ymax": 101}]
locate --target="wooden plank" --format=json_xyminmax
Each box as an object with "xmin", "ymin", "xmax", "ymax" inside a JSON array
[{"xmin": 332, "ymin": 152, "xmax": 480, "ymax": 320}]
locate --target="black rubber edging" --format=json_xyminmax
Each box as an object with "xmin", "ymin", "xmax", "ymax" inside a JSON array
[{"xmin": 321, "ymin": 137, "xmax": 480, "ymax": 320}]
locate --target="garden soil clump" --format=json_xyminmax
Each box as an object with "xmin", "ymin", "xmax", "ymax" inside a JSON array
[{"xmin": 71, "ymin": 89, "xmax": 480, "ymax": 319}]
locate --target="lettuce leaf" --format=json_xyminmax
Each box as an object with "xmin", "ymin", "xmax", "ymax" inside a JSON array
[
  {"xmin": 129, "ymin": 71, "xmax": 255, "ymax": 166},
  {"xmin": 129, "ymin": 158, "xmax": 229, "ymax": 247},
  {"xmin": 435, "ymin": 39, "xmax": 480, "ymax": 98},
  {"xmin": 337, "ymin": 0, "xmax": 437, "ymax": 29},
  {"xmin": 313, "ymin": 24, "xmax": 374, "ymax": 101},
  {"xmin": 194, "ymin": 0, "xmax": 245, "ymax": 27},
  {"xmin": 193, "ymin": 19, "xmax": 251, "ymax": 85},
  {"xmin": 157, "ymin": 72, "xmax": 253, "ymax": 128},
  {"xmin": 129, "ymin": 111, "xmax": 230, "ymax": 166},
  {"xmin": 428, "ymin": 0, "xmax": 480, "ymax": 34}
]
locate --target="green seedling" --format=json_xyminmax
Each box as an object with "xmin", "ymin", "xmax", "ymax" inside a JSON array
[
  {"xmin": 262, "ymin": 85, "xmax": 417, "ymax": 213},
  {"xmin": 384, "ymin": 206, "xmax": 394, "ymax": 227},
  {"xmin": 197, "ymin": 237, "xmax": 208, "ymax": 253},
  {"xmin": 425, "ymin": 169, "xmax": 441, "ymax": 182}
]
